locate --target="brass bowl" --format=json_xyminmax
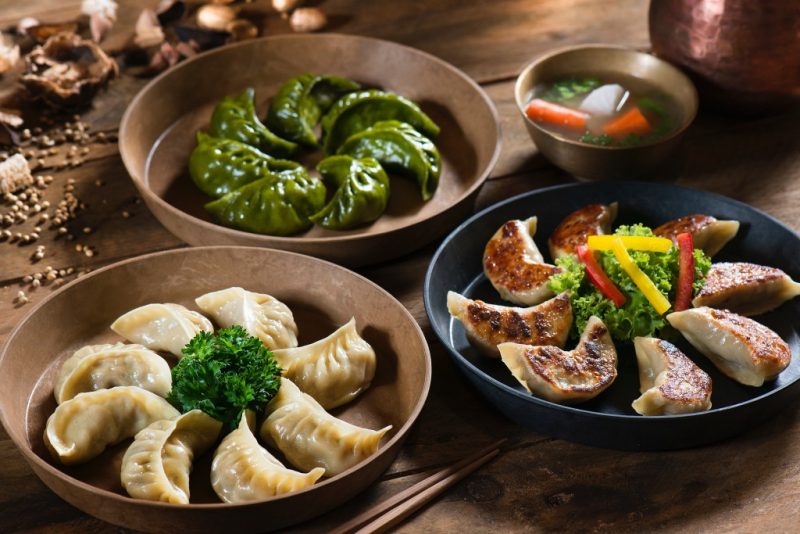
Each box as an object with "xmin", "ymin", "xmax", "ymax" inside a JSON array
[{"xmin": 514, "ymin": 45, "xmax": 698, "ymax": 181}]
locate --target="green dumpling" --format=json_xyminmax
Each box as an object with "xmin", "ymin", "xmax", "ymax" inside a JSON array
[
  {"xmin": 210, "ymin": 88, "xmax": 298, "ymax": 158},
  {"xmin": 205, "ymin": 167, "xmax": 326, "ymax": 236},
  {"xmin": 310, "ymin": 156, "xmax": 390, "ymax": 230},
  {"xmin": 266, "ymin": 74, "xmax": 361, "ymax": 147},
  {"xmin": 321, "ymin": 89, "xmax": 440, "ymax": 154},
  {"xmin": 189, "ymin": 132, "xmax": 300, "ymax": 198},
  {"xmin": 336, "ymin": 120, "xmax": 441, "ymax": 201}
]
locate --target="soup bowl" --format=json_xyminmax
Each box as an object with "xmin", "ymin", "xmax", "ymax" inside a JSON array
[{"xmin": 515, "ymin": 45, "xmax": 698, "ymax": 181}]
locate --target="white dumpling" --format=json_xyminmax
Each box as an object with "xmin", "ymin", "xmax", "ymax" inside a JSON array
[
  {"xmin": 548, "ymin": 202, "xmax": 617, "ymax": 261},
  {"xmin": 44, "ymin": 386, "xmax": 180, "ymax": 465},
  {"xmin": 54, "ymin": 343, "xmax": 171, "ymax": 404},
  {"xmin": 211, "ymin": 411, "xmax": 324, "ymax": 503},
  {"xmin": 195, "ymin": 287, "xmax": 298, "ymax": 350},
  {"xmin": 259, "ymin": 378, "xmax": 391, "ymax": 477},
  {"xmin": 693, "ymin": 262, "xmax": 800, "ymax": 316},
  {"xmin": 111, "ymin": 303, "xmax": 213, "ymax": 357},
  {"xmin": 654, "ymin": 214, "xmax": 739, "ymax": 257},
  {"xmin": 272, "ymin": 318, "xmax": 375, "ymax": 409},
  {"xmin": 121, "ymin": 410, "xmax": 222, "ymax": 504}
]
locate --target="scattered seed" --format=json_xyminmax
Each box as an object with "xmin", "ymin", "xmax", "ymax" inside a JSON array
[
  {"xmin": 21, "ymin": 129, "xmax": 31, "ymax": 139},
  {"xmin": 33, "ymin": 272, "xmax": 42, "ymax": 280},
  {"xmin": 82, "ymin": 226, "xmax": 92, "ymax": 234},
  {"xmin": 46, "ymin": 271, "xmax": 57, "ymax": 281},
  {"xmin": 23, "ymin": 275, "xmax": 32, "ymax": 283},
  {"xmin": 32, "ymin": 279, "xmax": 41, "ymax": 288},
  {"xmin": 94, "ymin": 179, "xmax": 104, "ymax": 186},
  {"xmin": 122, "ymin": 210, "xmax": 130, "ymax": 218},
  {"xmin": 15, "ymin": 290, "xmax": 28, "ymax": 303},
  {"xmin": 75, "ymin": 244, "xmax": 83, "ymax": 252},
  {"xmin": 84, "ymin": 247, "xmax": 94, "ymax": 257},
  {"xmin": 57, "ymin": 226, "xmax": 67, "ymax": 235}
]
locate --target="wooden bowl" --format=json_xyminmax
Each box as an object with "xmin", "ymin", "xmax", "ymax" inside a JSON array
[
  {"xmin": 119, "ymin": 34, "xmax": 501, "ymax": 267},
  {"xmin": 0, "ymin": 247, "xmax": 431, "ymax": 533},
  {"xmin": 514, "ymin": 45, "xmax": 698, "ymax": 181}
]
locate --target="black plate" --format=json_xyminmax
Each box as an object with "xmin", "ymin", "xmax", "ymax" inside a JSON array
[{"xmin": 424, "ymin": 181, "xmax": 800, "ymax": 450}]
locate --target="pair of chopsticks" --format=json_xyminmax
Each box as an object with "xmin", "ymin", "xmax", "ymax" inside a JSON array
[{"xmin": 331, "ymin": 438, "xmax": 507, "ymax": 534}]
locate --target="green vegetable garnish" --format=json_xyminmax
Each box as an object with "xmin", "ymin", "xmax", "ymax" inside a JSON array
[
  {"xmin": 548, "ymin": 224, "xmax": 711, "ymax": 341},
  {"xmin": 540, "ymin": 77, "xmax": 601, "ymax": 103},
  {"xmin": 168, "ymin": 326, "xmax": 282, "ymax": 431}
]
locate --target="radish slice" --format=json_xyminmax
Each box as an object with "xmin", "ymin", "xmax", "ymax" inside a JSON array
[{"xmin": 579, "ymin": 84, "xmax": 626, "ymax": 116}]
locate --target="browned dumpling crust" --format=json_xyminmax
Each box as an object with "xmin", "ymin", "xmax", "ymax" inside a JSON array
[
  {"xmin": 498, "ymin": 316, "xmax": 617, "ymax": 404},
  {"xmin": 483, "ymin": 217, "xmax": 562, "ymax": 306},
  {"xmin": 693, "ymin": 262, "xmax": 800, "ymax": 316},
  {"xmin": 632, "ymin": 337, "xmax": 712, "ymax": 416},
  {"xmin": 447, "ymin": 291, "xmax": 573, "ymax": 358},
  {"xmin": 547, "ymin": 202, "xmax": 617, "ymax": 260},
  {"xmin": 653, "ymin": 214, "xmax": 739, "ymax": 257},
  {"xmin": 667, "ymin": 307, "xmax": 791, "ymax": 387}
]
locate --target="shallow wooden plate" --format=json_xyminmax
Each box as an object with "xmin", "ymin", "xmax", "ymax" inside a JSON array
[
  {"xmin": 118, "ymin": 34, "xmax": 501, "ymax": 267},
  {"xmin": 0, "ymin": 246, "xmax": 431, "ymax": 533},
  {"xmin": 424, "ymin": 181, "xmax": 800, "ymax": 450}
]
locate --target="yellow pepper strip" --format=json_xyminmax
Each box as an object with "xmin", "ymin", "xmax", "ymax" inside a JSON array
[
  {"xmin": 609, "ymin": 237, "xmax": 671, "ymax": 315},
  {"xmin": 587, "ymin": 235, "xmax": 673, "ymax": 253}
]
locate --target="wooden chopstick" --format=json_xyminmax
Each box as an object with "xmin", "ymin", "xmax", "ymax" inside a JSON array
[{"xmin": 330, "ymin": 438, "xmax": 507, "ymax": 534}]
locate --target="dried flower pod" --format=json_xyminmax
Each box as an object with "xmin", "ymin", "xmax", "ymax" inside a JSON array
[
  {"xmin": 81, "ymin": 0, "xmax": 118, "ymax": 22},
  {"xmin": 0, "ymin": 33, "xmax": 20, "ymax": 74},
  {"xmin": 26, "ymin": 23, "xmax": 79, "ymax": 44},
  {"xmin": 273, "ymin": 0, "xmax": 302, "ymax": 16},
  {"xmin": 197, "ymin": 5, "xmax": 238, "ymax": 32},
  {"xmin": 134, "ymin": 9, "xmax": 165, "ymax": 48},
  {"xmin": 289, "ymin": 7, "xmax": 327, "ymax": 33},
  {"xmin": 21, "ymin": 32, "xmax": 118, "ymax": 108},
  {"xmin": 17, "ymin": 18, "xmax": 39, "ymax": 36},
  {"xmin": 90, "ymin": 12, "xmax": 114, "ymax": 43},
  {"xmin": 226, "ymin": 19, "xmax": 259, "ymax": 42},
  {"xmin": 0, "ymin": 154, "xmax": 34, "ymax": 195}
]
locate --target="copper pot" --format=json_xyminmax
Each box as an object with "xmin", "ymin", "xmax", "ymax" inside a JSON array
[{"xmin": 649, "ymin": 0, "xmax": 800, "ymax": 114}]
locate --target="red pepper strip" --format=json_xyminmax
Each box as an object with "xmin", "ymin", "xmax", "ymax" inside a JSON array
[
  {"xmin": 576, "ymin": 244, "xmax": 626, "ymax": 308},
  {"xmin": 674, "ymin": 232, "xmax": 695, "ymax": 311}
]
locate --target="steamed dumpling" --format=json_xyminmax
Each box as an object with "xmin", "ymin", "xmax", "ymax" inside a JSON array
[
  {"xmin": 693, "ymin": 262, "xmax": 800, "ymax": 316},
  {"xmin": 121, "ymin": 410, "xmax": 222, "ymax": 504},
  {"xmin": 498, "ymin": 316, "xmax": 617, "ymax": 404},
  {"xmin": 111, "ymin": 303, "xmax": 213, "ymax": 357},
  {"xmin": 632, "ymin": 337, "xmax": 712, "ymax": 416},
  {"xmin": 548, "ymin": 202, "xmax": 618, "ymax": 260},
  {"xmin": 654, "ymin": 214, "xmax": 739, "ymax": 257},
  {"xmin": 272, "ymin": 318, "xmax": 375, "ymax": 409},
  {"xmin": 447, "ymin": 291, "xmax": 572, "ymax": 358},
  {"xmin": 54, "ymin": 343, "xmax": 171, "ymax": 404},
  {"xmin": 195, "ymin": 287, "xmax": 298, "ymax": 350},
  {"xmin": 667, "ymin": 307, "xmax": 791, "ymax": 387},
  {"xmin": 211, "ymin": 411, "xmax": 324, "ymax": 503},
  {"xmin": 483, "ymin": 217, "xmax": 562, "ymax": 306},
  {"xmin": 260, "ymin": 378, "xmax": 391, "ymax": 476},
  {"xmin": 44, "ymin": 386, "xmax": 180, "ymax": 465}
]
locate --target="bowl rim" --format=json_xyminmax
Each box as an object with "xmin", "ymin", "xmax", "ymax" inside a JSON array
[
  {"xmin": 513, "ymin": 43, "xmax": 699, "ymax": 151},
  {"xmin": 424, "ymin": 180, "xmax": 800, "ymax": 423},
  {"xmin": 119, "ymin": 33, "xmax": 502, "ymax": 246},
  {"xmin": 0, "ymin": 245, "xmax": 432, "ymax": 509}
]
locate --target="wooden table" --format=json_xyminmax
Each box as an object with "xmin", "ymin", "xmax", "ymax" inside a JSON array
[{"xmin": 2, "ymin": 1, "xmax": 800, "ymax": 532}]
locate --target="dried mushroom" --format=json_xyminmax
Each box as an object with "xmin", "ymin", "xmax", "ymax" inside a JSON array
[
  {"xmin": 21, "ymin": 32, "xmax": 118, "ymax": 108},
  {"xmin": 0, "ymin": 154, "xmax": 33, "ymax": 195},
  {"xmin": 0, "ymin": 33, "xmax": 20, "ymax": 74}
]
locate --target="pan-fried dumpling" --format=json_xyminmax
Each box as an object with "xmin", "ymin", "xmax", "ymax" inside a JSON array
[
  {"xmin": 211, "ymin": 411, "xmax": 324, "ymax": 503},
  {"xmin": 260, "ymin": 378, "xmax": 391, "ymax": 476},
  {"xmin": 121, "ymin": 410, "xmax": 222, "ymax": 504},
  {"xmin": 483, "ymin": 217, "xmax": 562, "ymax": 306},
  {"xmin": 548, "ymin": 202, "xmax": 618, "ymax": 260},
  {"xmin": 667, "ymin": 307, "xmax": 791, "ymax": 387},
  {"xmin": 497, "ymin": 316, "xmax": 617, "ymax": 404},
  {"xmin": 693, "ymin": 262, "xmax": 800, "ymax": 316},
  {"xmin": 447, "ymin": 291, "xmax": 572, "ymax": 358},
  {"xmin": 111, "ymin": 303, "xmax": 213, "ymax": 357},
  {"xmin": 54, "ymin": 343, "xmax": 171, "ymax": 404},
  {"xmin": 44, "ymin": 386, "xmax": 180, "ymax": 465},
  {"xmin": 195, "ymin": 287, "xmax": 298, "ymax": 350},
  {"xmin": 654, "ymin": 214, "xmax": 739, "ymax": 257},
  {"xmin": 272, "ymin": 318, "xmax": 375, "ymax": 409},
  {"xmin": 632, "ymin": 337, "xmax": 712, "ymax": 416}
]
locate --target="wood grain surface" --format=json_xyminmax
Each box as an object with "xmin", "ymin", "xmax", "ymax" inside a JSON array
[{"xmin": 1, "ymin": 0, "xmax": 799, "ymax": 532}]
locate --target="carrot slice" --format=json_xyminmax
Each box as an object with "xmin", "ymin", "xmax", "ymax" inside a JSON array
[
  {"xmin": 525, "ymin": 99, "xmax": 589, "ymax": 131},
  {"xmin": 602, "ymin": 107, "xmax": 651, "ymax": 137}
]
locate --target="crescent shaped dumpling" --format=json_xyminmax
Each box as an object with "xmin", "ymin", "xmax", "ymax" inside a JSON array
[
  {"xmin": 111, "ymin": 303, "xmax": 213, "ymax": 357},
  {"xmin": 667, "ymin": 307, "xmax": 791, "ymax": 387},
  {"xmin": 447, "ymin": 291, "xmax": 573, "ymax": 358},
  {"xmin": 548, "ymin": 202, "xmax": 618, "ymax": 260},
  {"xmin": 211, "ymin": 411, "xmax": 324, "ymax": 503},
  {"xmin": 54, "ymin": 343, "xmax": 171, "ymax": 404},
  {"xmin": 272, "ymin": 318, "xmax": 375, "ymax": 409},
  {"xmin": 260, "ymin": 378, "xmax": 391, "ymax": 477},
  {"xmin": 483, "ymin": 217, "xmax": 562, "ymax": 306},
  {"xmin": 195, "ymin": 287, "xmax": 298, "ymax": 350},
  {"xmin": 44, "ymin": 386, "xmax": 180, "ymax": 465},
  {"xmin": 653, "ymin": 214, "xmax": 739, "ymax": 257},
  {"xmin": 692, "ymin": 262, "xmax": 800, "ymax": 316},
  {"xmin": 497, "ymin": 316, "xmax": 617, "ymax": 404},
  {"xmin": 632, "ymin": 337, "xmax": 712, "ymax": 416},
  {"xmin": 121, "ymin": 410, "xmax": 222, "ymax": 504}
]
